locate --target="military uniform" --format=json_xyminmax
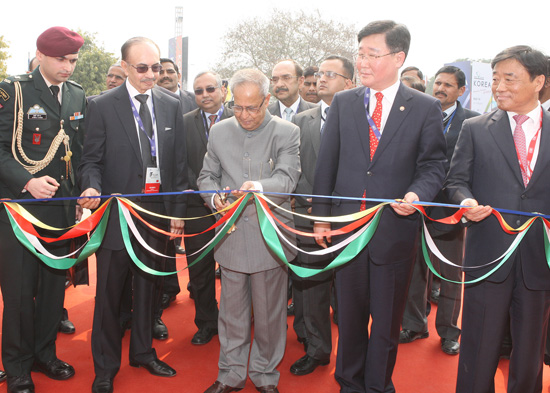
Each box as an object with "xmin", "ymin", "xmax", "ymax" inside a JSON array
[{"xmin": 0, "ymin": 67, "xmax": 86, "ymax": 378}]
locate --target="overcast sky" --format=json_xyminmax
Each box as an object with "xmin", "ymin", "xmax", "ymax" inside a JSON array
[{"xmin": 3, "ymin": 0, "xmax": 549, "ymax": 89}]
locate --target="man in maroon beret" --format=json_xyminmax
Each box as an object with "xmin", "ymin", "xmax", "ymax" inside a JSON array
[{"xmin": 0, "ymin": 26, "xmax": 85, "ymax": 393}]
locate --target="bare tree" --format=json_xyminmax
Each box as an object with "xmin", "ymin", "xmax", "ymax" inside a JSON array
[{"xmin": 214, "ymin": 9, "xmax": 357, "ymax": 78}]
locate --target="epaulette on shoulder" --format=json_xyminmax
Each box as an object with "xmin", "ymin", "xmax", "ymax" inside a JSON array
[
  {"xmin": 66, "ymin": 79, "xmax": 84, "ymax": 89},
  {"xmin": 2, "ymin": 73, "xmax": 32, "ymax": 84}
]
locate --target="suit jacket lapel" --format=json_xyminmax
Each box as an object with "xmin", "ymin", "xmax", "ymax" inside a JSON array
[
  {"xmin": 489, "ymin": 109, "xmax": 524, "ymax": 186},
  {"xmin": 194, "ymin": 110, "xmax": 208, "ymax": 149},
  {"xmin": 311, "ymin": 107, "xmax": 322, "ymax": 156},
  {"xmin": 372, "ymin": 83, "xmax": 412, "ymax": 162},
  {"xmin": 152, "ymin": 89, "xmax": 167, "ymax": 165},
  {"xmin": 34, "ymin": 70, "xmax": 60, "ymax": 115},
  {"xmin": 115, "ymin": 87, "xmax": 143, "ymax": 165},
  {"xmin": 351, "ymin": 87, "xmax": 372, "ymax": 162}
]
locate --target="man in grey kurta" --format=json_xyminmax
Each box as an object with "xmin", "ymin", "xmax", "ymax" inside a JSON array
[{"xmin": 198, "ymin": 69, "xmax": 300, "ymax": 393}]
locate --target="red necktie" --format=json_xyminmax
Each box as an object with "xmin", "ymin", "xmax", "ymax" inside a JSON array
[
  {"xmin": 369, "ymin": 92, "xmax": 383, "ymax": 160},
  {"xmin": 362, "ymin": 92, "xmax": 383, "ymax": 211},
  {"xmin": 513, "ymin": 114, "xmax": 529, "ymax": 186},
  {"xmin": 208, "ymin": 114, "xmax": 217, "ymax": 131}
]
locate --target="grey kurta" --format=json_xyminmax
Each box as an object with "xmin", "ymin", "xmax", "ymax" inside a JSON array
[{"xmin": 197, "ymin": 112, "xmax": 300, "ymax": 274}]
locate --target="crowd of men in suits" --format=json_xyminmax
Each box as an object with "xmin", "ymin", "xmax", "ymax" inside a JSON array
[{"xmin": 1, "ymin": 20, "xmax": 550, "ymax": 393}]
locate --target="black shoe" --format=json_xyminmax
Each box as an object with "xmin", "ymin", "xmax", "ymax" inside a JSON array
[
  {"xmin": 58, "ymin": 319, "xmax": 75, "ymax": 334},
  {"xmin": 215, "ymin": 266, "xmax": 221, "ymax": 279},
  {"xmin": 430, "ymin": 288, "xmax": 440, "ymax": 304},
  {"xmin": 160, "ymin": 293, "xmax": 176, "ymax": 309},
  {"xmin": 290, "ymin": 354, "xmax": 329, "ymax": 376},
  {"xmin": 6, "ymin": 374, "xmax": 34, "ymax": 393},
  {"xmin": 297, "ymin": 336, "xmax": 310, "ymax": 352},
  {"xmin": 0, "ymin": 370, "xmax": 6, "ymax": 383},
  {"xmin": 287, "ymin": 302, "xmax": 295, "ymax": 316},
  {"xmin": 175, "ymin": 245, "xmax": 186, "ymax": 255},
  {"xmin": 153, "ymin": 318, "xmax": 168, "ymax": 340},
  {"xmin": 187, "ymin": 281, "xmax": 195, "ymax": 300},
  {"xmin": 32, "ymin": 358, "xmax": 75, "ymax": 380},
  {"xmin": 204, "ymin": 381, "xmax": 242, "ymax": 393},
  {"xmin": 191, "ymin": 327, "xmax": 218, "ymax": 345},
  {"xmin": 441, "ymin": 338, "xmax": 460, "ymax": 355},
  {"xmin": 120, "ymin": 318, "xmax": 132, "ymax": 338},
  {"xmin": 545, "ymin": 354, "xmax": 550, "ymax": 366},
  {"xmin": 129, "ymin": 358, "xmax": 176, "ymax": 377},
  {"xmin": 499, "ymin": 343, "xmax": 513, "ymax": 359},
  {"xmin": 399, "ymin": 329, "xmax": 429, "ymax": 344},
  {"xmin": 92, "ymin": 376, "xmax": 114, "ymax": 393}
]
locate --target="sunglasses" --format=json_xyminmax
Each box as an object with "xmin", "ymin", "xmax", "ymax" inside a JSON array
[
  {"xmin": 194, "ymin": 86, "xmax": 219, "ymax": 95},
  {"xmin": 129, "ymin": 63, "xmax": 163, "ymax": 73}
]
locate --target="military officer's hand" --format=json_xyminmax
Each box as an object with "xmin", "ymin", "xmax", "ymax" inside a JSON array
[
  {"xmin": 25, "ymin": 176, "xmax": 59, "ymax": 200},
  {"xmin": 78, "ymin": 188, "xmax": 101, "ymax": 210}
]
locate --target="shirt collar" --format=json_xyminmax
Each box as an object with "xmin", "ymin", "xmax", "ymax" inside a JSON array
[
  {"xmin": 443, "ymin": 102, "xmax": 458, "ymax": 119},
  {"xmin": 320, "ymin": 100, "xmax": 330, "ymax": 115},
  {"xmin": 126, "ymin": 79, "xmax": 152, "ymax": 100},
  {"xmin": 39, "ymin": 68, "xmax": 63, "ymax": 90},
  {"xmin": 370, "ymin": 79, "xmax": 400, "ymax": 106},
  {"xmin": 279, "ymin": 96, "xmax": 301, "ymax": 115},
  {"xmin": 507, "ymin": 104, "xmax": 542, "ymax": 127},
  {"xmin": 541, "ymin": 99, "xmax": 550, "ymax": 112}
]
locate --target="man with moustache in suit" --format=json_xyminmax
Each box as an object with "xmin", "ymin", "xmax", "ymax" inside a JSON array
[
  {"xmin": 446, "ymin": 46, "xmax": 550, "ymax": 393},
  {"xmin": 290, "ymin": 55, "xmax": 354, "ymax": 376},
  {"xmin": 182, "ymin": 71, "xmax": 233, "ymax": 346},
  {"xmin": 78, "ymin": 36, "xmax": 187, "ymax": 393},
  {"xmin": 400, "ymin": 66, "xmax": 479, "ymax": 355},
  {"xmin": 299, "ymin": 66, "xmax": 321, "ymax": 104},
  {"xmin": 312, "ymin": 20, "xmax": 446, "ymax": 392},
  {"xmin": 268, "ymin": 60, "xmax": 317, "ymax": 121}
]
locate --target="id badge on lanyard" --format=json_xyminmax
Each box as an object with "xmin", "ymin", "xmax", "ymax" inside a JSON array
[{"xmin": 145, "ymin": 167, "xmax": 161, "ymax": 193}]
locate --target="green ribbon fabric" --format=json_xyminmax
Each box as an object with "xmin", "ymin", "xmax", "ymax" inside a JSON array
[
  {"xmin": 6, "ymin": 202, "xmax": 111, "ymax": 269},
  {"xmin": 117, "ymin": 193, "xmax": 252, "ymax": 276}
]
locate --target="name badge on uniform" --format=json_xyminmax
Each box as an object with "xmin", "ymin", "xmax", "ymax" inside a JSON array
[
  {"xmin": 144, "ymin": 167, "xmax": 161, "ymax": 193},
  {"xmin": 27, "ymin": 104, "xmax": 47, "ymax": 120}
]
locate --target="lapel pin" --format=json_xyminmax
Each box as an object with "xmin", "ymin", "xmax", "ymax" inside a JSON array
[{"xmin": 400, "ymin": 106, "xmax": 405, "ymax": 111}]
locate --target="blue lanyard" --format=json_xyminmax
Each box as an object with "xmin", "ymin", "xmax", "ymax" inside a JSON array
[
  {"xmin": 128, "ymin": 93, "xmax": 157, "ymax": 159},
  {"xmin": 443, "ymin": 109, "xmax": 457, "ymax": 135},
  {"xmin": 364, "ymin": 88, "xmax": 381, "ymax": 141},
  {"xmin": 201, "ymin": 107, "xmax": 225, "ymax": 138}
]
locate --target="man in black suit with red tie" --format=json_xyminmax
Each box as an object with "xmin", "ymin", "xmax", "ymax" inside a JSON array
[
  {"xmin": 312, "ymin": 20, "xmax": 446, "ymax": 392},
  {"xmin": 79, "ymin": 37, "xmax": 187, "ymax": 393},
  {"xmin": 446, "ymin": 46, "xmax": 550, "ymax": 393}
]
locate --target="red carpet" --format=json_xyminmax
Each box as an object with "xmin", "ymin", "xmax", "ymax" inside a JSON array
[{"xmin": 2, "ymin": 255, "xmax": 550, "ymax": 392}]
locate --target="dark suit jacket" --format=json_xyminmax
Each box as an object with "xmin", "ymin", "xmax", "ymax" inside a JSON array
[
  {"xmin": 445, "ymin": 108, "xmax": 550, "ymax": 289},
  {"xmin": 429, "ymin": 101, "xmax": 480, "ymax": 234},
  {"xmin": 78, "ymin": 83, "xmax": 188, "ymax": 250},
  {"xmin": 183, "ymin": 105, "xmax": 233, "ymax": 208},
  {"xmin": 268, "ymin": 97, "xmax": 317, "ymax": 118},
  {"xmin": 312, "ymin": 84, "xmax": 447, "ymax": 264},
  {"xmin": 293, "ymin": 106, "xmax": 322, "ymax": 228},
  {"xmin": 178, "ymin": 89, "xmax": 198, "ymax": 115}
]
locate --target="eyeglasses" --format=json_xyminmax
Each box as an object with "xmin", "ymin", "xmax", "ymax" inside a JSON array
[
  {"xmin": 233, "ymin": 97, "xmax": 266, "ymax": 114},
  {"xmin": 194, "ymin": 86, "xmax": 219, "ymax": 95},
  {"xmin": 129, "ymin": 63, "xmax": 163, "ymax": 73},
  {"xmin": 270, "ymin": 74, "xmax": 299, "ymax": 84},
  {"xmin": 356, "ymin": 52, "xmax": 399, "ymax": 63},
  {"xmin": 314, "ymin": 71, "xmax": 349, "ymax": 80}
]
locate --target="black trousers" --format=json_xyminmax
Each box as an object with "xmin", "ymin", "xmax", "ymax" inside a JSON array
[{"xmin": 0, "ymin": 216, "xmax": 67, "ymax": 377}]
